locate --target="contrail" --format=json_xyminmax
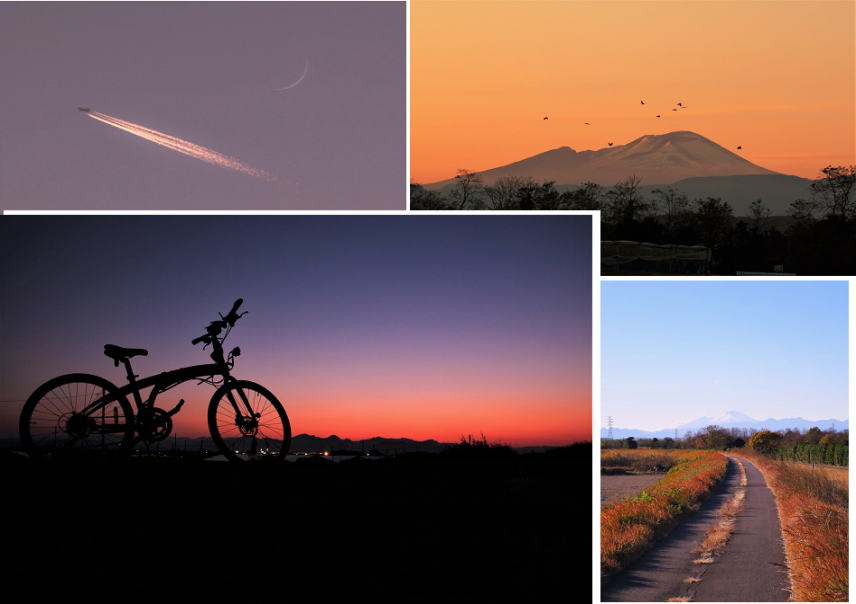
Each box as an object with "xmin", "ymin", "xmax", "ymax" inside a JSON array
[{"xmin": 85, "ymin": 110, "xmax": 271, "ymax": 180}]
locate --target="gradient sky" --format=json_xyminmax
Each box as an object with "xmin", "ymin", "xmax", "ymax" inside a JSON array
[
  {"xmin": 0, "ymin": 215, "xmax": 592, "ymax": 446},
  {"xmin": 412, "ymin": 0, "xmax": 855, "ymax": 184},
  {"xmin": 602, "ymin": 281, "xmax": 848, "ymax": 431},
  {"xmin": 0, "ymin": 2, "xmax": 405, "ymax": 209}
]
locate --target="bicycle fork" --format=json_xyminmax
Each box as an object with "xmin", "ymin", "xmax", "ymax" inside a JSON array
[{"xmin": 224, "ymin": 386, "xmax": 261, "ymax": 440}]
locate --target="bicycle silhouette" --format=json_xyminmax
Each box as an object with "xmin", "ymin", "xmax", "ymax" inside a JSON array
[{"xmin": 19, "ymin": 299, "xmax": 291, "ymax": 462}]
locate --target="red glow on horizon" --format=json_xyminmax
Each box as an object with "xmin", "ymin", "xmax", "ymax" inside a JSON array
[{"xmin": 166, "ymin": 390, "xmax": 591, "ymax": 447}]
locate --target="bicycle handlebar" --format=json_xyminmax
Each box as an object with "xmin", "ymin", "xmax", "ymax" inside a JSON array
[
  {"xmin": 222, "ymin": 298, "xmax": 244, "ymax": 327},
  {"xmin": 192, "ymin": 299, "xmax": 246, "ymax": 345}
]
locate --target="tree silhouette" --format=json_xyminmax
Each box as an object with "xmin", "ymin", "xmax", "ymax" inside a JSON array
[
  {"xmin": 810, "ymin": 165, "xmax": 856, "ymax": 218},
  {"xmin": 410, "ymin": 184, "xmax": 449, "ymax": 210},
  {"xmin": 448, "ymin": 169, "xmax": 483, "ymax": 210}
]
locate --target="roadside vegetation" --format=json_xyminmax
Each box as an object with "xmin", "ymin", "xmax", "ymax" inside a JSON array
[
  {"xmin": 601, "ymin": 449, "xmax": 677, "ymax": 473},
  {"xmin": 735, "ymin": 448, "xmax": 849, "ymax": 601},
  {"xmin": 601, "ymin": 450, "xmax": 728, "ymax": 576}
]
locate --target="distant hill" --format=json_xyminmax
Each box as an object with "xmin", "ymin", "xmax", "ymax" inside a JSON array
[
  {"xmin": 601, "ymin": 410, "xmax": 848, "ymax": 440},
  {"xmin": 290, "ymin": 434, "xmax": 452, "ymax": 454},
  {"xmin": 638, "ymin": 174, "xmax": 813, "ymax": 216}
]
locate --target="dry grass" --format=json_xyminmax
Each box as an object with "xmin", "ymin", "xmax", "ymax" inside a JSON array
[
  {"xmin": 692, "ymin": 458, "xmax": 747, "ymax": 562},
  {"xmin": 601, "ymin": 449, "xmax": 680, "ymax": 472},
  {"xmin": 733, "ymin": 450, "xmax": 848, "ymax": 602},
  {"xmin": 601, "ymin": 450, "xmax": 728, "ymax": 576}
]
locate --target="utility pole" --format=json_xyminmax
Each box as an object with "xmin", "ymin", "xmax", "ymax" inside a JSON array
[{"xmin": 607, "ymin": 416, "xmax": 614, "ymax": 440}]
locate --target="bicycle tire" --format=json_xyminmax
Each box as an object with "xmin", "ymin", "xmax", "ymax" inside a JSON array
[
  {"xmin": 207, "ymin": 380, "xmax": 291, "ymax": 462},
  {"xmin": 19, "ymin": 373, "xmax": 136, "ymax": 459}
]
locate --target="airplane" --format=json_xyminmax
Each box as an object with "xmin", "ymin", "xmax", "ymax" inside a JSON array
[{"xmin": 77, "ymin": 107, "xmax": 91, "ymax": 112}]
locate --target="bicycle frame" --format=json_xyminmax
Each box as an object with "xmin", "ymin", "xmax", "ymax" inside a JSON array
[{"xmin": 79, "ymin": 346, "xmax": 253, "ymax": 434}]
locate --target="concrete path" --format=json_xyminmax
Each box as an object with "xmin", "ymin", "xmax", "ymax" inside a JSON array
[
  {"xmin": 602, "ymin": 455, "xmax": 791, "ymax": 602},
  {"xmin": 691, "ymin": 456, "xmax": 790, "ymax": 602}
]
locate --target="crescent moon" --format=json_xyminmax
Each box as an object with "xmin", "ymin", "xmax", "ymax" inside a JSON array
[{"xmin": 274, "ymin": 59, "xmax": 309, "ymax": 92}]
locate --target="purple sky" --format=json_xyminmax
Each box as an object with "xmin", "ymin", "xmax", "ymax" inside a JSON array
[
  {"xmin": 0, "ymin": 215, "xmax": 593, "ymax": 445},
  {"xmin": 0, "ymin": 2, "xmax": 405, "ymax": 209}
]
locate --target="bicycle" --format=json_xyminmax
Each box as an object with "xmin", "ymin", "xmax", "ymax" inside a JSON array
[{"xmin": 19, "ymin": 299, "xmax": 291, "ymax": 462}]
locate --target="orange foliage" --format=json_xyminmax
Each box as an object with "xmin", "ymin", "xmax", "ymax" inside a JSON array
[
  {"xmin": 601, "ymin": 450, "xmax": 727, "ymax": 575},
  {"xmin": 733, "ymin": 450, "xmax": 848, "ymax": 601}
]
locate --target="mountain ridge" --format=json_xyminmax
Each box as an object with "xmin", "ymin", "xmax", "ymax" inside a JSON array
[
  {"xmin": 425, "ymin": 130, "xmax": 781, "ymax": 189},
  {"xmin": 601, "ymin": 411, "xmax": 848, "ymax": 440}
]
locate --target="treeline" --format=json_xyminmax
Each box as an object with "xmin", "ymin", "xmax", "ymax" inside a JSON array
[
  {"xmin": 775, "ymin": 443, "xmax": 849, "ymax": 466},
  {"xmin": 748, "ymin": 428, "xmax": 849, "ymax": 466},
  {"xmin": 602, "ymin": 424, "xmax": 849, "ymax": 466},
  {"xmin": 411, "ymin": 165, "xmax": 856, "ymax": 274}
]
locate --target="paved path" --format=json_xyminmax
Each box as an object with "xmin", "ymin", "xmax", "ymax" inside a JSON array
[
  {"xmin": 691, "ymin": 456, "xmax": 790, "ymax": 602},
  {"xmin": 602, "ymin": 455, "xmax": 791, "ymax": 602}
]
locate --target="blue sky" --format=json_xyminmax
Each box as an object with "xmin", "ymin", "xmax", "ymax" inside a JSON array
[{"xmin": 602, "ymin": 281, "xmax": 849, "ymax": 430}]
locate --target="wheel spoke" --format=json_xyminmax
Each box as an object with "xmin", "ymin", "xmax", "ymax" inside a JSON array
[{"xmin": 208, "ymin": 383, "xmax": 289, "ymax": 461}]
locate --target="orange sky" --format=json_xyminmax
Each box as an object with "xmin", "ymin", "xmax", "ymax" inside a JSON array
[{"xmin": 411, "ymin": 0, "xmax": 855, "ymax": 184}]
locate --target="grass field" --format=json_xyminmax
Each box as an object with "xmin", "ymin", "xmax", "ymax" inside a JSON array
[
  {"xmin": 601, "ymin": 449, "xmax": 679, "ymax": 473},
  {"xmin": 601, "ymin": 449, "xmax": 728, "ymax": 576},
  {"xmin": 733, "ymin": 450, "xmax": 849, "ymax": 602}
]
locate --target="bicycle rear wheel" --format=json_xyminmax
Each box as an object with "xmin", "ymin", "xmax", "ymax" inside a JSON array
[
  {"xmin": 19, "ymin": 373, "xmax": 135, "ymax": 459},
  {"xmin": 207, "ymin": 380, "xmax": 291, "ymax": 462}
]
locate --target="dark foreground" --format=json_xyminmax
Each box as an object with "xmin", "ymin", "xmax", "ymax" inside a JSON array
[{"xmin": 4, "ymin": 446, "xmax": 590, "ymax": 602}]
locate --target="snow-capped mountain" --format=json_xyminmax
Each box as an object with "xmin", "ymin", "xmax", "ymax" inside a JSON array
[
  {"xmin": 426, "ymin": 130, "xmax": 779, "ymax": 188},
  {"xmin": 601, "ymin": 410, "xmax": 848, "ymax": 440}
]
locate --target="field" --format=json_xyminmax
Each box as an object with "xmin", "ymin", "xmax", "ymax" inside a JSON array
[
  {"xmin": 601, "ymin": 472, "xmax": 666, "ymax": 506},
  {"xmin": 733, "ymin": 450, "xmax": 849, "ymax": 601},
  {"xmin": 3, "ymin": 445, "xmax": 590, "ymax": 601},
  {"xmin": 601, "ymin": 449, "xmax": 728, "ymax": 576}
]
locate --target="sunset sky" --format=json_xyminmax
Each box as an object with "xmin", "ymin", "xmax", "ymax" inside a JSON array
[
  {"xmin": 0, "ymin": 215, "xmax": 592, "ymax": 447},
  {"xmin": 411, "ymin": 0, "xmax": 855, "ymax": 184}
]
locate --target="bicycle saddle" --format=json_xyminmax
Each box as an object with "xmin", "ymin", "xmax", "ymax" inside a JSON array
[{"xmin": 103, "ymin": 344, "xmax": 148, "ymax": 363}]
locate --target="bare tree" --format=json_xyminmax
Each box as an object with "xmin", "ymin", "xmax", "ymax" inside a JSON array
[
  {"xmin": 651, "ymin": 186, "xmax": 690, "ymax": 229},
  {"xmin": 748, "ymin": 198, "xmax": 771, "ymax": 231},
  {"xmin": 810, "ymin": 165, "xmax": 856, "ymax": 218},
  {"xmin": 483, "ymin": 176, "xmax": 536, "ymax": 210},
  {"xmin": 562, "ymin": 182, "xmax": 604, "ymax": 210},
  {"xmin": 604, "ymin": 175, "xmax": 652, "ymax": 224},
  {"xmin": 448, "ymin": 169, "xmax": 483, "ymax": 210}
]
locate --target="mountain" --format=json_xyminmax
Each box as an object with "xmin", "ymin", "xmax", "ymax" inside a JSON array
[
  {"xmin": 637, "ymin": 174, "xmax": 814, "ymax": 216},
  {"xmin": 601, "ymin": 410, "xmax": 848, "ymax": 440},
  {"xmin": 426, "ymin": 131, "xmax": 779, "ymax": 190},
  {"xmin": 290, "ymin": 434, "xmax": 453, "ymax": 454}
]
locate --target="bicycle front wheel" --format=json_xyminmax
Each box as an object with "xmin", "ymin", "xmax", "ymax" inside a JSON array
[
  {"xmin": 19, "ymin": 373, "xmax": 136, "ymax": 459},
  {"xmin": 207, "ymin": 380, "xmax": 291, "ymax": 462}
]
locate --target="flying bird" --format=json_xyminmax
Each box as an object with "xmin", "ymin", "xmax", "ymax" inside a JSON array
[
  {"xmin": 677, "ymin": 102, "xmax": 683, "ymax": 107},
  {"xmin": 737, "ymin": 146, "xmax": 742, "ymax": 150},
  {"xmin": 77, "ymin": 107, "xmax": 91, "ymax": 113},
  {"xmin": 640, "ymin": 100, "xmax": 645, "ymax": 105},
  {"xmin": 584, "ymin": 122, "xmax": 590, "ymax": 125},
  {"xmin": 543, "ymin": 116, "xmax": 549, "ymax": 120},
  {"xmin": 672, "ymin": 108, "xmax": 677, "ymax": 111},
  {"xmin": 608, "ymin": 142, "xmax": 613, "ymax": 146},
  {"xmin": 656, "ymin": 114, "xmax": 661, "ymax": 118}
]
